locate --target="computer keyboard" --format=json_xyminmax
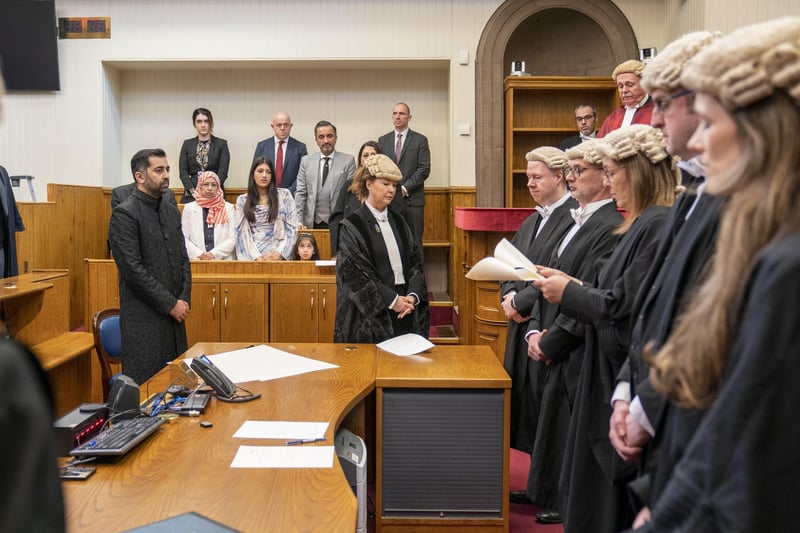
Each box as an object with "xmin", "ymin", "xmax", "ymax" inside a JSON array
[{"xmin": 70, "ymin": 416, "xmax": 165, "ymax": 457}]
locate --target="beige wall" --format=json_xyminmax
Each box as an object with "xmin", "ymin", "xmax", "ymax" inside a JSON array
[{"xmin": 1, "ymin": 0, "xmax": 797, "ymax": 201}]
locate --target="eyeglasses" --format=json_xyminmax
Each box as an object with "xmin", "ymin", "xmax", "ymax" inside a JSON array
[
  {"xmin": 567, "ymin": 166, "xmax": 586, "ymax": 177},
  {"xmin": 575, "ymin": 114, "xmax": 595, "ymax": 123},
  {"xmin": 603, "ymin": 166, "xmax": 624, "ymax": 180},
  {"xmin": 653, "ymin": 89, "xmax": 693, "ymax": 114}
]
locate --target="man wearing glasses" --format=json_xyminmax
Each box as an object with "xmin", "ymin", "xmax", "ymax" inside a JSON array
[
  {"xmin": 607, "ymin": 31, "xmax": 728, "ymax": 527},
  {"xmin": 559, "ymin": 104, "xmax": 598, "ymax": 150},
  {"xmin": 252, "ymin": 111, "xmax": 308, "ymax": 195}
]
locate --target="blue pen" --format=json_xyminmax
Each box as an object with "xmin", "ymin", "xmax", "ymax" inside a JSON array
[{"xmin": 285, "ymin": 438, "xmax": 325, "ymax": 446}]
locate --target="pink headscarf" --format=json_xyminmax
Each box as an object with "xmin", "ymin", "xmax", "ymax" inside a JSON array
[{"xmin": 192, "ymin": 171, "xmax": 228, "ymax": 225}]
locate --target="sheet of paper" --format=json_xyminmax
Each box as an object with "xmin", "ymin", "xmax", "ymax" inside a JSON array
[
  {"xmin": 184, "ymin": 345, "xmax": 338, "ymax": 383},
  {"xmin": 233, "ymin": 421, "xmax": 329, "ymax": 440},
  {"xmin": 230, "ymin": 445, "xmax": 335, "ymax": 468},
  {"xmin": 315, "ymin": 259, "xmax": 336, "ymax": 267},
  {"xmin": 465, "ymin": 238, "xmax": 542, "ymax": 281},
  {"xmin": 377, "ymin": 333, "xmax": 435, "ymax": 356}
]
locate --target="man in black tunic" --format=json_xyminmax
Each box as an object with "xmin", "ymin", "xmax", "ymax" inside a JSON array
[
  {"xmin": 108, "ymin": 149, "xmax": 192, "ymax": 385},
  {"xmin": 500, "ymin": 146, "xmax": 576, "ymax": 457}
]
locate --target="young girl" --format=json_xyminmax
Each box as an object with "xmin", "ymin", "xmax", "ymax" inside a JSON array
[{"xmin": 291, "ymin": 233, "xmax": 320, "ymax": 261}]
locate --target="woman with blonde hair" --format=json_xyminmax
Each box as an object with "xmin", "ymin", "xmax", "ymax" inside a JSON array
[
  {"xmin": 534, "ymin": 124, "xmax": 677, "ymax": 533},
  {"xmin": 640, "ymin": 17, "xmax": 800, "ymax": 531},
  {"xmin": 334, "ymin": 154, "xmax": 428, "ymax": 343}
]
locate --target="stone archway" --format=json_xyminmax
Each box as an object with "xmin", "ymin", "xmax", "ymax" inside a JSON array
[{"xmin": 475, "ymin": 0, "xmax": 639, "ymax": 206}]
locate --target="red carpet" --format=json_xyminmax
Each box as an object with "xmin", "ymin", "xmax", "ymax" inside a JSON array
[{"xmin": 510, "ymin": 448, "xmax": 565, "ymax": 533}]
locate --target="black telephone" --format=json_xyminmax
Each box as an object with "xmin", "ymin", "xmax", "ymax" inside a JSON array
[
  {"xmin": 190, "ymin": 356, "xmax": 236, "ymax": 399},
  {"xmin": 189, "ymin": 355, "xmax": 261, "ymax": 403}
]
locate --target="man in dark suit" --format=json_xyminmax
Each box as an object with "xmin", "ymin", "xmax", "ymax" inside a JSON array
[
  {"xmin": 252, "ymin": 111, "xmax": 308, "ymax": 195},
  {"xmin": 295, "ymin": 121, "xmax": 356, "ymax": 230},
  {"xmin": 0, "ymin": 164, "xmax": 25, "ymax": 278},
  {"xmin": 606, "ymin": 31, "xmax": 725, "ymax": 524},
  {"xmin": 559, "ymin": 104, "xmax": 597, "ymax": 150},
  {"xmin": 378, "ymin": 103, "xmax": 431, "ymax": 248},
  {"xmin": 0, "ymin": 70, "xmax": 25, "ymax": 278}
]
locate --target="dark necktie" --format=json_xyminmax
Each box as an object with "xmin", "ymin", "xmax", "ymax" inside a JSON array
[
  {"xmin": 275, "ymin": 141, "xmax": 284, "ymax": 188},
  {"xmin": 322, "ymin": 157, "xmax": 330, "ymax": 187},
  {"xmin": 395, "ymin": 133, "xmax": 403, "ymax": 161}
]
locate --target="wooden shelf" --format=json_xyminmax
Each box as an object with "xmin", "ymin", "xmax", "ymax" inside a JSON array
[{"xmin": 504, "ymin": 76, "xmax": 619, "ymax": 207}]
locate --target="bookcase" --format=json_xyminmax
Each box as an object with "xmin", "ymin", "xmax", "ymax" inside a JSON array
[{"xmin": 504, "ymin": 76, "xmax": 619, "ymax": 207}]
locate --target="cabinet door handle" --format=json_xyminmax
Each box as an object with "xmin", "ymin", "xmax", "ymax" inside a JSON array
[
  {"xmin": 211, "ymin": 288, "xmax": 217, "ymax": 320},
  {"xmin": 310, "ymin": 288, "xmax": 315, "ymax": 319},
  {"xmin": 224, "ymin": 288, "xmax": 229, "ymax": 320},
  {"xmin": 322, "ymin": 288, "xmax": 327, "ymax": 319}
]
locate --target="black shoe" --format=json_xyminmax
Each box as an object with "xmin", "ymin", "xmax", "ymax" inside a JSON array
[
  {"xmin": 535, "ymin": 509, "xmax": 562, "ymax": 524},
  {"xmin": 509, "ymin": 490, "xmax": 533, "ymax": 504}
]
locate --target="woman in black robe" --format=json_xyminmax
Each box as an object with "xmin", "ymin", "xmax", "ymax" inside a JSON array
[
  {"xmin": 535, "ymin": 124, "xmax": 678, "ymax": 532},
  {"xmin": 334, "ymin": 154, "xmax": 428, "ymax": 343},
  {"xmin": 633, "ymin": 18, "xmax": 800, "ymax": 532}
]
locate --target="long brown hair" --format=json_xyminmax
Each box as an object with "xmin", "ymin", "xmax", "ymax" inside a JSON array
[
  {"xmin": 648, "ymin": 91, "xmax": 800, "ymax": 409},
  {"xmin": 612, "ymin": 152, "xmax": 677, "ymax": 234},
  {"xmin": 243, "ymin": 157, "xmax": 278, "ymax": 224}
]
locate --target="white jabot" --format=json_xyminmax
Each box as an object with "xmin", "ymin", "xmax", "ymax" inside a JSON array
[
  {"xmin": 557, "ymin": 198, "xmax": 615, "ymax": 256},
  {"xmin": 366, "ymin": 202, "xmax": 405, "ymax": 285},
  {"xmin": 622, "ymin": 94, "xmax": 650, "ymax": 128},
  {"xmin": 534, "ymin": 191, "xmax": 572, "ymax": 238}
]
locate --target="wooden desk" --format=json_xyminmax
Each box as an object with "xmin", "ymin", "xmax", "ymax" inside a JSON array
[
  {"xmin": 62, "ymin": 343, "xmax": 510, "ymax": 533},
  {"xmin": 1, "ymin": 270, "xmax": 94, "ymax": 416},
  {"xmin": 63, "ymin": 342, "xmax": 376, "ymax": 533}
]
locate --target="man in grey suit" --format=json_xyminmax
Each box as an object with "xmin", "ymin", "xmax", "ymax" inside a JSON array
[
  {"xmin": 252, "ymin": 111, "xmax": 308, "ymax": 195},
  {"xmin": 295, "ymin": 121, "xmax": 356, "ymax": 230},
  {"xmin": 378, "ymin": 102, "xmax": 431, "ymax": 248}
]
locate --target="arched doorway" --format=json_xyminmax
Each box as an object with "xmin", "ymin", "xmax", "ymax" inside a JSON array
[{"xmin": 475, "ymin": 0, "xmax": 639, "ymax": 206}]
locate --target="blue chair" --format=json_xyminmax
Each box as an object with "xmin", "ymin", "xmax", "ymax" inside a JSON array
[{"xmin": 93, "ymin": 308, "xmax": 122, "ymax": 398}]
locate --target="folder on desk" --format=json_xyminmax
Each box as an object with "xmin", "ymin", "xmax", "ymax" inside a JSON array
[{"xmin": 123, "ymin": 511, "xmax": 240, "ymax": 533}]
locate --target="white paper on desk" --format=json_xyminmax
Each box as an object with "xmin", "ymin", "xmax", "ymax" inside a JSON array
[
  {"xmin": 230, "ymin": 445, "xmax": 335, "ymax": 468},
  {"xmin": 315, "ymin": 259, "xmax": 336, "ymax": 267},
  {"xmin": 233, "ymin": 421, "xmax": 329, "ymax": 440},
  {"xmin": 465, "ymin": 238, "xmax": 543, "ymax": 281},
  {"xmin": 377, "ymin": 333, "xmax": 435, "ymax": 356},
  {"xmin": 184, "ymin": 345, "xmax": 338, "ymax": 383}
]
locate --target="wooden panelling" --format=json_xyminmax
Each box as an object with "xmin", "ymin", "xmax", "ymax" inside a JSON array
[
  {"xmin": 449, "ymin": 187, "xmax": 477, "ymax": 343},
  {"xmin": 24, "ymin": 184, "xmax": 470, "ymax": 347},
  {"xmin": 17, "ymin": 184, "xmax": 110, "ymax": 329}
]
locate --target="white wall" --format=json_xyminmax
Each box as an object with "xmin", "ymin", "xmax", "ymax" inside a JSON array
[{"xmin": 1, "ymin": 0, "xmax": 797, "ymax": 202}]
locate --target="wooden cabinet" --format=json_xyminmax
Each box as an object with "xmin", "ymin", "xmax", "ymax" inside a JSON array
[
  {"xmin": 504, "ymin": 76, "xmax": 618, "ymax": 207},
  {"xmin": 186, "ymin": 281, "xmax": 267, "ymax": 345},
  {"xmin": 375, "ymin": 345, "xmax": 510, "ymax": 533},
  {"xmin": 269, "ymin": 282, "xmax": 336, "ymax": 343}
]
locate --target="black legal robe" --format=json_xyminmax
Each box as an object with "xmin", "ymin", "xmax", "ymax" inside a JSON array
[
  {"xmin": 645, "ymin": 233, "xmax": 800, "ymax": 532},
  {"xmin": 523, "ymin": 201, "xmax": 623, "ymax": 509},
  {"xmin": 334, "ymin": 203, "xmax": 428, "ymax": 343},
  {"xmin": 556, "ymin": 205, "xmax": 669, "ymax": 533},
  {"xmin": 623, "ymin": 193, "xmax": 726, "ymax": 508},
  {"xmin": 502, "ymin": 197, "xmax": 577, "ymax": 453}
]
